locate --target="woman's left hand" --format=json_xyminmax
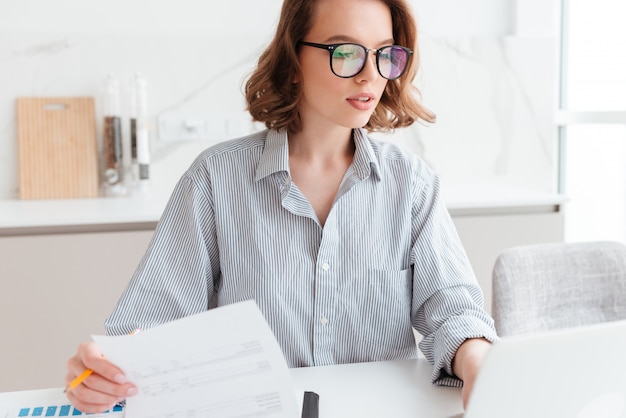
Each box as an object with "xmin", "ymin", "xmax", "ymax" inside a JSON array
[{"xmin": 452, "ymin": 338, "xmax": 492, "ymax": 409}]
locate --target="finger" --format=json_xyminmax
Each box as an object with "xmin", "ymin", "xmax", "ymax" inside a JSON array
[
  {"xmin": 69, "ymin": 343, "xmax": 128, "ymax": 386},
  {"xmin": 462, "ymin": 382, "xmax": 473, "ymax": 410},
  {"xmin": 65, "ymin": 342, "xmax": 138, "ymax": 411},
  {"xmin": 65, "ymin": 373, "xmax": 137, "ymax": 413},
  {"xmin": 66, "ymin": 361, "xmax": 137, "ymax": 399},
  {"xmin": 65, "ymin": 388, "xmax": 119, "ymax": 414},
  {"xmin": 81, "ymin": 369, "xmax": 137, "ymax": 399}
]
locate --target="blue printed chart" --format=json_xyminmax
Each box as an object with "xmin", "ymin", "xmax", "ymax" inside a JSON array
[
  {"xmin": 0, "ymin": 388, "xmax": 124, "ymax": 418},
  {"xmin": 11, "ymin": 404, "xmax": 123, "ymax": 418}
]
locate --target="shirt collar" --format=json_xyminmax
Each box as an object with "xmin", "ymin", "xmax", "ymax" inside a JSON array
[
  {"xmin": 254, "ymin": 128, "xmax": 290, "ymax": 182},
  {"xmin": 254, "ymin": 127, "xmax": 381, "ymax": 182},
  {"xmin": 352, "ymin": 127, "xmax": 381, "ymax": 181}
]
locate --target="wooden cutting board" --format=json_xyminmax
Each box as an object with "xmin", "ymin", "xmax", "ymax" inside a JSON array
[{"xmin": 17, "ymin": 97, "xmax": 99, "ymax": 199}]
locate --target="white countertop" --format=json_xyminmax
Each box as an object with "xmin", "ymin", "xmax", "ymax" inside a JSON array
[
  {"xmin": 0, "ymin": 192, "xmax": 169, "ymax": 235},
  {"xmin": 0, "ymin": 184, "xmax": 567, "ymax": 235},
  {"xmin": 442, "ymin": 183, "xmax": 567, "ymax": 213}
]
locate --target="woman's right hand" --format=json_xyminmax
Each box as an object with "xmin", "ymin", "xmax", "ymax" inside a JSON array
[{"xmin": 65, "ymin": 342, "xmax": 138, "ymax": 413}]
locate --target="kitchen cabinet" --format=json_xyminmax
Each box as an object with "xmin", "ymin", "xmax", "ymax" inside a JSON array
[{"xmin": 0, "ymin": 230, "xmax": 153, "ymax": 393}]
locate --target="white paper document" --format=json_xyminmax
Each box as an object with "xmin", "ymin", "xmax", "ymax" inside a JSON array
[{"xmin": 92, "ymin": 300, "xmax": 300, "ymax": 418}]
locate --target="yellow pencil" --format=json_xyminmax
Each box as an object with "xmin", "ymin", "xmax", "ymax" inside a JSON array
[
  {"xmin": 64, "ymin": 368, "xmax": 93, "ymax": 393},
  {"xmin": 64, "ymin": 328, "xmax": 141, "ymax": 393}
]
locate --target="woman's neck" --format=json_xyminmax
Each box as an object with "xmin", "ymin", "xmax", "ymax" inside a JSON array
[
  {"xmin": 287, "ymin": 125, "xmax": 355, "ymax": 162},
  {"xmin": 286, "ymin": 124, "xmax": 357, "ymax": 227}
]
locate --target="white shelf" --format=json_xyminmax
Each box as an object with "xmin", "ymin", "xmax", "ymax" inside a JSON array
[{"xmin": 443, "ymin": 184, "xmax": 567, "ymax": 216}]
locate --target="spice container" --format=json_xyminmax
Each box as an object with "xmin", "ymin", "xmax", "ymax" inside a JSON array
[
  {"xmin": 102, "ymin": 74, "xmax": 126, "ymax": 196},
  {"xmin": 129, "ymin": 73, "xmax": 151, "ymax": 192}
]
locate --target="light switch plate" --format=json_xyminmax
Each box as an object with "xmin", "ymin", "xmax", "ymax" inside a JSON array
[{"xmin": 158, "ymin": 112, "xmax": 256, "ymax": 142}]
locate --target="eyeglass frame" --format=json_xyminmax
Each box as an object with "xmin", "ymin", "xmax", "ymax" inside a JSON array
[{"xmin": 298, "ymin": 41, "xmax": 413, "ymax": 80}]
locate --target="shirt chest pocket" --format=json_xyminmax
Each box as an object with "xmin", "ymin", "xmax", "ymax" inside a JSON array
[
  {"xmin": 366, "ymin": 268, "xmax": 412, "ymax": 307},
  {"xmin": 346, "ymin": 268, "xmax": 413, "ymax": 338}
]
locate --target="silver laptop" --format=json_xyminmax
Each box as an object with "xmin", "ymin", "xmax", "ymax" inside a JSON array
[{"xmin": 465, "ymin": 319, "xmax": 626, "ymax": 418}]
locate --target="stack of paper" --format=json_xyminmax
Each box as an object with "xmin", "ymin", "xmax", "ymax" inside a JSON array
[{"xmin": 93, "ymin": 300, "xmax": 300, "ymax": 418}]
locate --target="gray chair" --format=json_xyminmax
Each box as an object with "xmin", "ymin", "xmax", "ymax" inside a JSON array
[{"xmin": 492, "ymin": 241, "xmax": 626, "ymax": 336}]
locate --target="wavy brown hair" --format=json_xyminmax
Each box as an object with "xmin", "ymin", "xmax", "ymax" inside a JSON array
[{"xmin": 244, "ymin": 0, "xmax": 435, "ymax": 133}]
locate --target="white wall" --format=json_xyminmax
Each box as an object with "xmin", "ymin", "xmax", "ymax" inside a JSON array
[
  {"xmin": 412, "ymin": 0, "xmax": 514, "ymax": 36},
  {"xmin": 0, "ymin": 0, "xmax": 558, "ymax": 200}
]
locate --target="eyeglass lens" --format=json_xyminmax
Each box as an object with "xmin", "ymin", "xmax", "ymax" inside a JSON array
[{"xmin": 331, "ymin": 44, "xmax": 409, "ymax": 80}]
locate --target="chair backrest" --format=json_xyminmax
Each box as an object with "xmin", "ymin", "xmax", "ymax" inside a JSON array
[{"xmin": 492, "ymin": 241, "xmax": 626, "ymax": 336}]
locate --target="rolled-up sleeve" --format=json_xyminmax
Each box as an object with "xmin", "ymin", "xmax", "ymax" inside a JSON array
[{"xmin": 409, "ymin": 167, "xmax": 499, "ymax": 386}]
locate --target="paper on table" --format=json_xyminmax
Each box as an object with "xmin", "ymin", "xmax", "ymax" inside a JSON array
[{"xmin": 92, "ymin": 300, "xmax": 300, "ymax": 418}]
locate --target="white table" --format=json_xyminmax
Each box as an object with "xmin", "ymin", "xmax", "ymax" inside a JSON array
[
  {"xmin": 0, "ymin": 360, "xmax": 463, "ymax": 418},
  {"xmin": 290, "ymin": 359, "xmax": 463, "ymax": 418}
]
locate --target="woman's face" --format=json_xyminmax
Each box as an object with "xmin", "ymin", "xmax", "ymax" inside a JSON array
[{"xmin": 297, "ymin": 0, "xmax": 392, "ymax": 132}]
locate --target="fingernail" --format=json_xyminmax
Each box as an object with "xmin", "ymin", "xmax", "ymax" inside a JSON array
[
  {"xmin": 113, "ymin": 374, "xmax": 127, "ymax": 384},
  {"xmin": 127, "ymin": 387, "xmax": 138, "ymax": 396}
]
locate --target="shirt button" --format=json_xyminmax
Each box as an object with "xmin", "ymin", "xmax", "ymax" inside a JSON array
[
  {"xmin": 322, "ymin": 262, "xmax": 330, "ymax": 271},
  {"xmin": 320, "ymin": 316, "xmax": 329, "ymax": 325}
]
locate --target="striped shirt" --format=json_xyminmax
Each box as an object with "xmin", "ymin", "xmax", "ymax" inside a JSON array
[{"xmin": 105, "ymin": 127, "xmax": 498, "ymax": 386}]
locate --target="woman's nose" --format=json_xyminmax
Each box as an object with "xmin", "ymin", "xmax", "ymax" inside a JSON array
[{"xmin": 356, "ymin": 52, "xmax": 380, "ymax": 82}]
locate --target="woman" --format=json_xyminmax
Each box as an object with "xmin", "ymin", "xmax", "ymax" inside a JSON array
[{"xmin": 66, "ymin": 0, "xmax": 497, "ymax": 412}]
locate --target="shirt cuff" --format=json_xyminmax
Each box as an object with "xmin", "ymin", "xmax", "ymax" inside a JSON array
[{"xmin": 419, "ymin": 315, "xmax": 500, "ymax": 387}]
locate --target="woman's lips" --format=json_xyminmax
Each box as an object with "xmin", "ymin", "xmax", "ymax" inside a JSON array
[{"xmin": 347, "ymin": 93, "xmax": 376, "ymax": 110}]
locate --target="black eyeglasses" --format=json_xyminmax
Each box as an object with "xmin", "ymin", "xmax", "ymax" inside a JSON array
[{"xmin": 299, "ymin": 41, "xmax": 412, "ymax": 80}]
